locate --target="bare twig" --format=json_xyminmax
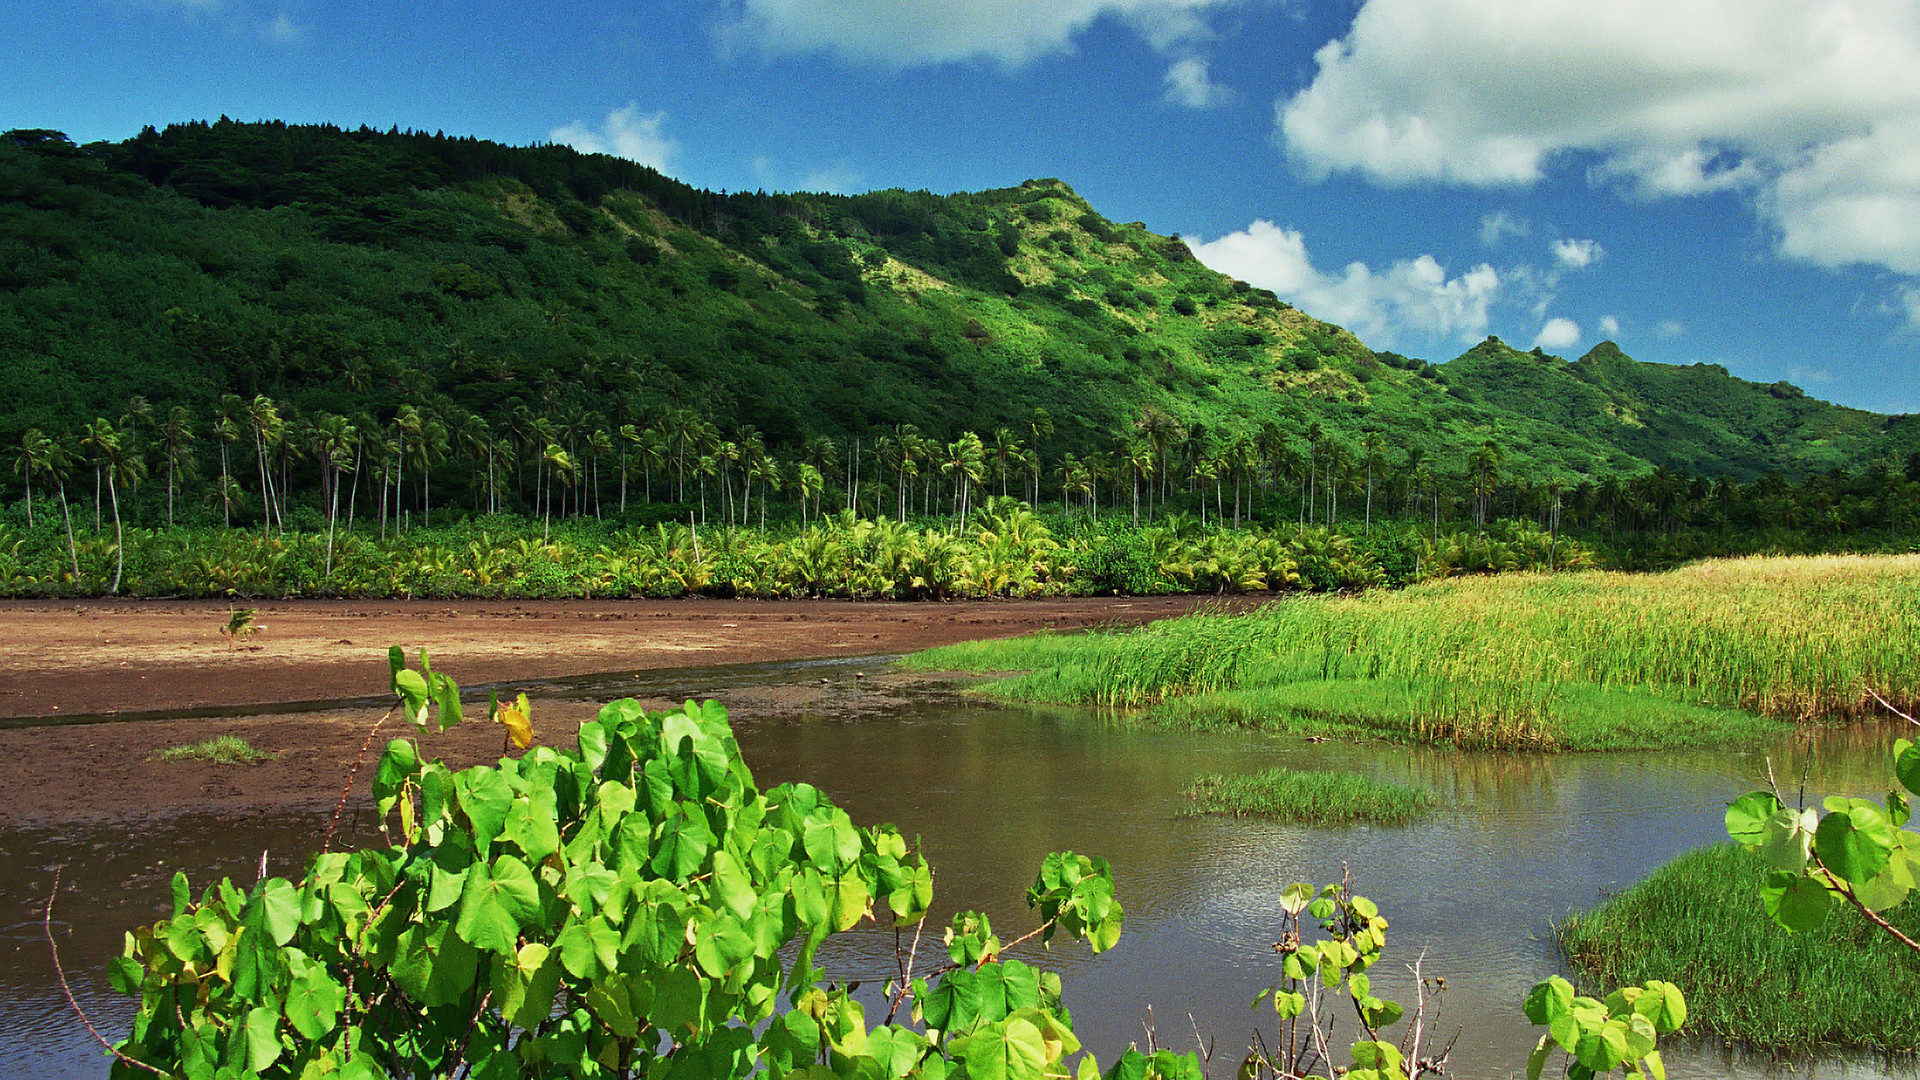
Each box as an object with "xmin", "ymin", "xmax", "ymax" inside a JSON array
[
  {"xmin": 1188, "ymin": 1013, "xmax": 1212, "ymax": 1065},
  {"xmin": 43, "ymin": 870, "xmax": 167, "ymax": 1076},
  {"xmin": 325, "ymin": 704, "xmax": 396, "ymax": 854}
]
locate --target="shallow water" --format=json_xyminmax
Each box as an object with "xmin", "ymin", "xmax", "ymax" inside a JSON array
[{"xmin": 1, "ymin": 660, "xmax": 1911, "ymax": 1079}]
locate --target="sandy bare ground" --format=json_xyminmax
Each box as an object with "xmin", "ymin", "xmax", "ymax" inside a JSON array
[{"xmin": 0, "ymin": 595, "xmax": 1252, "ymax": 824}]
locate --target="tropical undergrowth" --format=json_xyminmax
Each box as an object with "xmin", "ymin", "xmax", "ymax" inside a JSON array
[
  {"xmin": 905, "ymin": 554, "xmax": 1920, "ymax": 751},
  {"xmin": 1180, "ymin": 768, "xmax": 1433, "ymax": 825},
  {"xmin": 1557, "ymin": 843, "xmax": 1920, "ymax": 1054},
  {"xmin": 0, "ymin": 501, "xmax": 1585, "ymax": 600}
]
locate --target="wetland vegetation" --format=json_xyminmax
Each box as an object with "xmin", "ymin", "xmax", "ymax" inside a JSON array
[
  {"xmin": 1558, "ymin": 844, "xmax": 1920, "ymax": 1054},
  {"xmin": 909, "ymin": 554, "xmax": 1920, "ymax": 752},
  {"xmin": 1179, "ymin": 767, "xmax": 1433, "ymax": 825}
]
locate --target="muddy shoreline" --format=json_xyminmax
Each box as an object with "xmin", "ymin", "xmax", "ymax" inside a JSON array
[{"xmin": 0, "ymin": 595, "xmax": 1251, "ymax": 826}]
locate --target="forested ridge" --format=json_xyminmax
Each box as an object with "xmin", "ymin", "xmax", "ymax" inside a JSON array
[{"xmin": 4, "ymin": 118, "xmax": 1910, "ymax": 482}]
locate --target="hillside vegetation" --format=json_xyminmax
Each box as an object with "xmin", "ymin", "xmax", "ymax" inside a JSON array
[{"xmin": 3, "ymin": 120, "xmax": 1912, "ymax": 483}]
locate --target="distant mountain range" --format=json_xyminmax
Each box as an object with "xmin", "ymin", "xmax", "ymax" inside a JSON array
[{"xmin": 2, "ymin": 120, "xmax": 1911, "ymax": 479}]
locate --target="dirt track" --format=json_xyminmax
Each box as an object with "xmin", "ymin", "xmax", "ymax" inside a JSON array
[{"xmin": 0, "ymin": 596, "xmax": 1249, "ymax": 824}]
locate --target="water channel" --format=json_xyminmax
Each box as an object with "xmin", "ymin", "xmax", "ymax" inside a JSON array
[{"xmin": 0, "ymin": 656, "xmax": 1910, "ymax": 1079}]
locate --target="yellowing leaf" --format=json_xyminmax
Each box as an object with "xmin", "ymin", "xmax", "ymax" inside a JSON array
[{"xmin": 493, "ymin": 692, "xmax": 534, "ymax": 749}]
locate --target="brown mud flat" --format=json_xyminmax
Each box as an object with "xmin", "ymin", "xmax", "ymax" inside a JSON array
[{"xmin": 0, "ymin": 595, "xmax": 1254, "ymax": 826}]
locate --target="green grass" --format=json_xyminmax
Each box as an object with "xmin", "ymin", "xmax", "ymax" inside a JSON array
[
  {"xmin": 905, "ymin": 556, "xmax": 1920, "ymax": 752},
  {"xmin": 1180, "ymin": 767, "xmax": 1433, "ymax": 825},
  {"xmin": 155, "ymin": 735, "xmax": 277, "ymax": 765},
  {"xmin": 1558, "ymin": 844, "xmax": 1920, "ymax": 1054}
]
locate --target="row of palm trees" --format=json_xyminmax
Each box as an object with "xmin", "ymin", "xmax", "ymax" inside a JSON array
[{"xmin": 12, "ymin": 395, "xmax": 1920, "ymax": 595}]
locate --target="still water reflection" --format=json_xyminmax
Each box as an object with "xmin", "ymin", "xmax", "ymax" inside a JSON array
[{"xmin": 0, "ymin": 660, "xmax": 1909, "ymax": 1079}]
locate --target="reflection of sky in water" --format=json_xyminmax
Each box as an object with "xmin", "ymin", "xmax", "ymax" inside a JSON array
[{"xmin": 2, "ymin": 666, "xmax": 1912, "ymax": 1080}]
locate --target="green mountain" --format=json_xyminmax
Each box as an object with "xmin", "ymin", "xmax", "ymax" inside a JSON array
[{"xmin": 1, "ymin": 119, "xmax": 1910, "ymax": 480}]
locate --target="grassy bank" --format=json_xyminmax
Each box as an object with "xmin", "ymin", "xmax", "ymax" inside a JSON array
[
  {"xmin": 1558, "ymin": 844, "xmax": 1920, "ymax": 1054},
  {"xmin": 1181, "ymin": 767, "xmax": 1433, "ymax": 825},
  {"xmin": 905, "ymin": 555, "xmax": 1920, "ymax": 750}
]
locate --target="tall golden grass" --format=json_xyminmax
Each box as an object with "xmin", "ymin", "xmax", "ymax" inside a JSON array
[{"xmin": 909, "ymin": 555, "xmax": 1920, "ymax": 749}]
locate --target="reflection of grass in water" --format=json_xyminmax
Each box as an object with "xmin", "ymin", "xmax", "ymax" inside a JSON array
[
  {"xmin": 156, "ymin": 734, "xmax": 276, "ymax": 764},
  {"xmin": 907, "ymin": 555, "xmax": 1920, "ymax": 752},
  {"xmin": 1181, "ymin": 767, "xmax": 1432, "ymax": 826},
  {"xmin": 1559, "ymin": 844, "xmax": 1920, "ymax": 1054}
]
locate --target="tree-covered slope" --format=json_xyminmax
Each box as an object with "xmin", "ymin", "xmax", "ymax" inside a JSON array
[
  {"xmin": 0, "ymin": 119, "xmax": 1908, "ymax": 479},
  {"xmin": 1439, "ymin": 338, "xmax": 1913, "ymax": 478}
]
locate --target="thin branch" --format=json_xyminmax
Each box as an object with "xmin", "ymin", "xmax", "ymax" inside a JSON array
[
  {"xmin": 1815, "ymin": 857, "xmax": 1920, "ymax": 954},
  {"xmin": 1868, "ymin": 686, "xmax": 1920, "ymax": 729},
  {"xmin": 43, "ymin": 869, "xmax": 167, "ymax": 1076},
  {"xmin": 326, "ymin": 704, "xmax": 396, "ymax": 854}
]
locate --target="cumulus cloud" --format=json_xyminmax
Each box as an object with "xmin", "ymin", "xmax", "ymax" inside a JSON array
[
  {"xmin": 719, "ymin": 0, "xmax": 1232, "ymax": 68},
  {"xmin": 1552, "ymin": 238, "xmax": 1602, "ymax": 269},
  {"xmin": 1533, "ymin": 317, "xmax": 1581, "ymax": 351},
  {"xmin": 550, "ymin": 103, "xmax": 677, "ymax": 171},
  {"xmin": 1654, "ymin": 319, "xmax": 1686, "ymax": 338},
  {"xmin": 1164, "ymin": 56, "xmax": 1233, "ymax": 108},
  {"xmin": 1479, "ymin": 211, "xmax": 1527, "ymax": 247},
  {"xmin": 1599, "ymin": 315, "xmax": 1621, "ymax": 337},
  {"xmin": 1185, "ymin": 220, "xmax": 1501, "ymax": 348},
  {"xmin": 1277, "ymin": 0, "xmax": 1920, "ymax": 279}
]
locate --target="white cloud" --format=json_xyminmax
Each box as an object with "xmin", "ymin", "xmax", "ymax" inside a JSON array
[
  {"xmin": 1532, "ymin": 317, "xmax": 1581, "ymax": 351},
  {"xmin": 1654, "ymin": 319, "xmax": 1686, "ymax": 338},
  {"xmin": 1790, "ymin": 365, "xmax": 1836, "ymax": 383},
  {"xmin": 1164, "ymin": 56, "xmax": 1233, "ymax": 108},
  {"xmin": 1552, "ymin": 238, "xmax": 1602, "ymax": 269},
  {"xmin": 550, "ymin": 103, "xmax": 677, "ymax": 171},
  {"xmin": 719, "ymin": 0, "xmax": 1233, "ymax": 68},
  {"xmin": 1599, "ymin": 314, "xmax": 1621, "ymax": 337},
  {"xmin": 262, "ymin": 12, "xmax": 307, "ymax": 43},
  {"xmin": 1479, "ymin": 211, "xmax": 1527, "ymax": 247},
  {"xmin": 802, "ymin": 163, "xmax": 867, "ymax": 194},
  {"xmin": 1185, "ymin": 220, "xmax": 1501, "ymax": 348},
  {"xmin": 1277, "ymin": 0, "xmax": 1920, "ymax": 279}
]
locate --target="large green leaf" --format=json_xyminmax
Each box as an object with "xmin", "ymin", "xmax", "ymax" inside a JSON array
[
  {"xmin": 1761, "ymin": 870, "xmax": 1833, "ymax": 933},
  {"xmin": 1724, "ymin": 791, "xmax": 1782, "ymax": 847},
  {"xmin": 284, "ymin": 954, "xmax": 344, "ymax": 1040},
  {"xmin": 454, "ymin": 854, "xmax": 542, "ymax": 954},
  {"xmin": 389, "ymin": 919, "xmax": 481, "ymax": 1008},
  {"xmin": 955, "ymin": 1017, "xmax": 1049, "ymax": 1080},
  {"xmin": 1896, "ymin": 738, "xmax": 1920, "ymax": 796},
  {"xmin": 1814, "ymin": 805, "xmax": 1896, "ymax": 884},
  {"xmin": 456, "ymin": 766, "xmax": 514, "ymax": 848}
]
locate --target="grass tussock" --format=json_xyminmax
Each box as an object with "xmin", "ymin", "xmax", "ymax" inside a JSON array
[
  {"xmin": 1558, "ymin": 844, "xmax": 1920, "ymax": 1054},
  {"xmin": 1181, "ymin": 767, "xmax": 1433, "ymax": 825},
  {"xmin": 906, "ymin": 555, "xmax": 1920, "ymax": 751},
  {"xmin": 155, "ymin": 735, "xmax": 277, "ymax": 765}
]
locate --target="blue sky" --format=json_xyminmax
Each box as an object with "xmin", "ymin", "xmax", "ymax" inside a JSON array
[{"xmin": 12, "ymin": 0, "xmax": 1920, "ymax": 413}]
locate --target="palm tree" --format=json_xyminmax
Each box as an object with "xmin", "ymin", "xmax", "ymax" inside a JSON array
[
  {"xmin": 941, "ymin": 432, "xmax": 987, "ymax": 532},
  {"xmin": 84, "ymin": 419, "xmax": 144, "ymax": 594},
  {"xmin": 1359, "ymin": 431, "xmax": 1385, "ymax": 534},
  {"xmin": 39, "ymin": 435, "xmax": 82, "ymax": 583},
  {"xmin": 1467, "ymin": 440, "xmax": 1504, "ymax": 533},
  {"xmin": 617, "ymin": 424, "xmax": 642, "ymax": 512},
  {"xmin": 1123, "ymin": 439, "xmax": 1154, "ymax": 526},
  {"xmin": 243, "ymin": 395, "xmax": 286, "ymax": 535},
  {"xmin": 1028, "ymin": 407, "xmax": 1053, "ymax": 504},
  {"xmin": 311, "ymin": 415, "xmax": 359, "ymax": 575},
  {"xmin": 159, "ymin": 406, "xmax": 197, "ymax": 528},
  {"xmin": 541, "ymin": 443, "xmax": 574, "ymax": 539},
  {"xmin": 11, "ymin": 428, "xmax": 53, "ymax": 528}
]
